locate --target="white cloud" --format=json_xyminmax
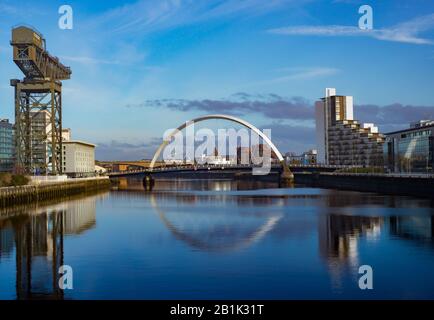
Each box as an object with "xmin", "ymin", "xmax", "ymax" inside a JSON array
[
  {"xmin": 87, "ymin": 0, "xmax": 308, "ymax": 36},
  {"xmin": 61, "ymin": 56, "xmax": 121, "ymax": 65},
  {"xmin": 268, "ymin": 13, "xmax": 434, "ymax": 45},
  {"xmin": 0, "ymin": 3, "xmax": 17, "ymax": 15},
  {"xmin": 60, "ymin": 43, "xmax": 148, "ymax": 66},
  {"xmin": 275, "ymin": 67, "xmax": 340, "ymax": 80},
  {"xmin": 246, "ymin": 67, "xmax": 340, "ymax": 88}
]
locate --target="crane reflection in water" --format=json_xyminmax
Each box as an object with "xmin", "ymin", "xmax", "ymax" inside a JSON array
[{"xmin": 0, "ymin": 194, "xmax": 104, "ymax": 299}]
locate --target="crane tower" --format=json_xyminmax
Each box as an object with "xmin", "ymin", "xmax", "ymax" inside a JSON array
[{"xmin": 10, "ymin": 26, "xmax": 71, "ymax": 175}]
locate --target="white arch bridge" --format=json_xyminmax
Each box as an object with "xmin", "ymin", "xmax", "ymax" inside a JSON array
[{"xmin": 149, "ymin": 114, "xmax": 292, "ymax": 179}]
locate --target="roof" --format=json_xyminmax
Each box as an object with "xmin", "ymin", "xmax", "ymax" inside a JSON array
[
  {"xmin": 385, "ymin": 123, "xmax": 434, "ymax": 136},
  {"xmin": 320, "ymin": 95, "xmax": 350, "ymax": 100},
  {"xmin": 63, "ymin": 140, "xmax": 96, "ymax": 148}
]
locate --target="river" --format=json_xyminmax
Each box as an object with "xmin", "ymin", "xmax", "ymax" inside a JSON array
[{"xmin": 1, "ymin": 177, "xmax": 433, "ymax": 299}]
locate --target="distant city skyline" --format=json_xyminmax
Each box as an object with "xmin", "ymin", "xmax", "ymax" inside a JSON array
[{"xmin": 0, "ymin": 0, "xmax": 434, "ymax": 160}]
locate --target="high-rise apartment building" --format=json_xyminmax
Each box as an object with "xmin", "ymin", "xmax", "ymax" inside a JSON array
[
  {"xmin": 315, "ymin": 88, "xmax": 353, "ymax": 164},
  {"xmin": 315, "ymin": 88, "xmax": 384, "ymax": 166}
]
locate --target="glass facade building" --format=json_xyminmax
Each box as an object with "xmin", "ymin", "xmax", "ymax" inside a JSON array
[
  {"xmin": 0, "ymin": 119, "xmax": 14, "ymax": 172},
  {"xmin": 384, "ymin": 121, "xmax": 434, "ymax": 173}
]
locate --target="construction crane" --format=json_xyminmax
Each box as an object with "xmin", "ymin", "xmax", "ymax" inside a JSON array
[{"xmin": 10, "ymin": 26, "xmax": 71, "ymax": 175}]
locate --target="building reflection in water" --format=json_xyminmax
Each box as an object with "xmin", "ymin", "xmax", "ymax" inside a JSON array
[
  {"xmin": 316, "ymin": 191, "xmax": 434, "ymax": 289},
  {"xmin": 0, "ymin": 195, "xmax": 101, "ymax": 299},
  {"xmin": 318, "ymin": 213, "xmax": 382, "ymax": 289},
  {"xmin": 390, "ymin": 215, "xmax": 434, "ymax": 244}
]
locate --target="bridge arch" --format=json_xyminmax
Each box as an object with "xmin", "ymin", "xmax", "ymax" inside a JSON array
[{"xmin": 149, "ymin": 114, "xmax": 285, "ymax": 170}]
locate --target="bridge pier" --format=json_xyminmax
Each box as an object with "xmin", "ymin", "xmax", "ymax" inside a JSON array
[
  {"xmin": 143, "ymin": 174, "xmax": 155, "ymax": 191},
  {"xmin": 279, "ymin": 161, "xmax": 294, "ymax": 187}
]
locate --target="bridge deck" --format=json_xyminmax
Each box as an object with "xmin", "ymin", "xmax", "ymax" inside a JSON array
[{"xmin": 108, "ymin": 164, "xmax": 343, "ymax": 177}]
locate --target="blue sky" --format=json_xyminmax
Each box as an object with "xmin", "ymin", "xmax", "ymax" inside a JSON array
[{"xmin": 0, "ymin": 0, "xmax": 434, "ymax": 159}]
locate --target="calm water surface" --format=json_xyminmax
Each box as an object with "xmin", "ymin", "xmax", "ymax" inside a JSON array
[{"xmin": 1, "ymin": 178, "xmax": 434, "ymax": 299}]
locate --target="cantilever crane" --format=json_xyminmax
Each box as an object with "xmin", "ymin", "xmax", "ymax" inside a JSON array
[{"xmin": 10, "ymin": 26, "xmax": 71, "ymax": 175}]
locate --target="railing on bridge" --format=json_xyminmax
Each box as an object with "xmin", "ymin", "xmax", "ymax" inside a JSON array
[
  {"xmin": 108, "ymin": 163, "xmax": 363, "ymax": 176},
  {"xmin": 108, "ymin": 163, "xmax": 285, "ymax": 176}
]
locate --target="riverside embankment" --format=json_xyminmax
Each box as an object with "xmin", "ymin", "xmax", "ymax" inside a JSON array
[
  {"xmin": 294, "ymin": 172, "xmax": 434, "ymax": 198},
  {"xmin": 0, "ymin": 176, "xmax": 111, "ymax": 207}
]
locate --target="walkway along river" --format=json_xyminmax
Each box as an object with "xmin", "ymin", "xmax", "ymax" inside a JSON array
[{"xmin": 0, "ymin": 177, "xmax": 111, "ymax": 208}]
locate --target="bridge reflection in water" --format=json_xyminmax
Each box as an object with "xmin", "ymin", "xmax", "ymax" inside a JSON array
[{"xmin": 1, "ymin": 178, "xmax": 434, "ymax": 299}]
